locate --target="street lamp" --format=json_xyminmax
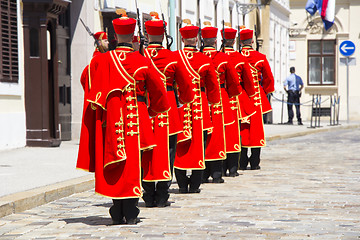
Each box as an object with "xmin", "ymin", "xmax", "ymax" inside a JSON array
[{"xmin": 236, "ymin": 0, "xmax": 271, "ymax": 24}]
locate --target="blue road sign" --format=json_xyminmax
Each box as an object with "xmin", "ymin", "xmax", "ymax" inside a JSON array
[{"xmin": 339, "ymin": 41, "xmax": 355, "ymax": 57}]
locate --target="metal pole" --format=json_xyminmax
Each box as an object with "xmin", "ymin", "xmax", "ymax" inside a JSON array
[
  {"xmin": 310, "ymin": 94, "xmax": 314, "ymax": 128},
  {"xmin": 346, "ymin": 56, "xmax": 349, "ymax": 123},
  {"xmin": 281, "ymin": 94, "xmax": 284, "ymax": 124},
  {"xmin": 318, "ymin": 95, "xmax": 321, "ymax": 127},
  {"xmin": 169, "ymin": 0, "xmax": 176, "ymax": 51}
]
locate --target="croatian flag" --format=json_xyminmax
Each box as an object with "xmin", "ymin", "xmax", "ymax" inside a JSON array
[{"xmin": 305, "ymin": 0, "xmax": 336, "ymax": 31}]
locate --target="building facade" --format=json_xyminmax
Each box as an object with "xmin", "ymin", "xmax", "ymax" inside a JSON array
[
  {"xmin": 0, "ymin": 1, "xmax": 25, "ymax": 149},
  {"xmin": 0, "ymin": 0, "xmax": 289, "ymax": 150},
  {"xmin": 289, "ymin": 0, "xmax": 360, "ymax": 122}
]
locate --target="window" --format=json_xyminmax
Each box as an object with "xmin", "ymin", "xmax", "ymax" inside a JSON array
[
  {"xmin": 0, "ymin": 0, "xmax": 18, "ymax": 83},
  {"xmin": 308, "ymin": 40, "xmax": 336, "ymax": 85}
]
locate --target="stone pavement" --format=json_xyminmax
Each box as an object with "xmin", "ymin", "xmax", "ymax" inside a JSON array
[{"xmin": 0, "ymin": 127, "xmax": 359, "ymax": 239}]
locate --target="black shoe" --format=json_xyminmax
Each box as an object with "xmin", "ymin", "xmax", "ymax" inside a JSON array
[
  {"xmin": 298, "ymin": 122, "xmax": 303, "ymax": 125},
  {"xmin": 179, "ymin": 188, "xmax": 188, "ymax": 193},
  {"xmin": 109, "ymin": 207, "xmax": 125, "ymax": 225},
  {"xmin": 126, "ymin": 218, "xmax": 140, "ymax": 225},
  {"xmin": 250, "ymin": 166, "xmax": 261, "ymax": 170},
  {"xmin": 229, "ymin": 172, "xmax": 239, "ymax": 177},
  {"xmin": 212, "ymin": 178, "xmax": 225, "ymax": 183},
  {"xmin": 111, "ymin": 219, "xmax": 126, "ymax": 225},
  {"xmin": 285, "ymin": 121, "xmax": 293, "ymax": 125},
  {"xmin": 145, "ymin": 201, "xmax": 156, "ymax": 208},
  {"xmin": 202, "ymin": 178, "xmax": 210, "ymax": 183},
  {"xmin": 188, "ymin": 188, "xmax": 201, "ymax": 193},
  {"xmin": 239, "ymin": 167, "xmax": 247, "ymax": 171},
  {"xmin": 156, "ymin": 200, "xmax": 171, "ymax": 208}
]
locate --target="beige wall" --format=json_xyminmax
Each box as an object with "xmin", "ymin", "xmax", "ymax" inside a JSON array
[
  {"xmin": 289, "ymin": 0, "xmax": 360, "ymax": 121},
  {"xmin": 0, "ymin": 1, "xmax": 26, "ymax": 149}
]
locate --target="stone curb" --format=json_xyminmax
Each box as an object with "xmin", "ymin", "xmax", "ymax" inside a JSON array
[
  {"xmin": 0, "ymin": 123, "xmax": 359, "ymax": 219},
  {"xmin": 0, "ymin": 175, "xmax": 94, "ymax": 218},
  {"xmin": 266, "ymin": 123, "xmax": 360, "ymax": 141}
]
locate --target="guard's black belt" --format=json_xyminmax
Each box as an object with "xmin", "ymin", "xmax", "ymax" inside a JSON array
[
  {"xmin": 166, "ymin": 85, "xmax": 174, "ymax": 91},
  {"xmin": 137, "ymin": 95, "xmax": 146, "ymax": 102},
  {"xmin": 201, "ymin": 87, "xmax": 205, "ymax": 92},
  {"xmin": 220, "ymin": 83, "xmax": 225, "ymax": 88}
]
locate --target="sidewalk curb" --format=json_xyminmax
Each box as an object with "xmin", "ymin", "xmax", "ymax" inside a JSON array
[
  {"xmin": 266, "ymin": 123, "xmax": 360, "ymax": 142},
  {"xmin": 1, "ymin": 123, "xmax": 359, "ymax": 219},
  {"xmin": 0, "ymin": 175, "xmax": 94, "ymax": 218}
]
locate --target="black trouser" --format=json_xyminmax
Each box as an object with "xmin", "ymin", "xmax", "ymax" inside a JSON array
[
  {"xmin": 203, "ymin": 160, "xmax": 223, "ymax": 180},
  {"xmin": 287, "ymin": 90, "xmax": 301, "ymax": 123},
  {"xmin": 175, "ymin": 130, "xmax": 207, "ymax": 191},
  {"xmin": 142, "ymin": 135, "xmax": 177, "ymax": 204},
  {"xmin": 223, "ymin": 152, "xmax": 240, "ymax": 174},
  {"xmin": 239, "ymin": 147, "xmax": 261, "ymax": 169},
  {"xmin": 110, "ymin": 198, "xmax": 139, "ymax": 222}
]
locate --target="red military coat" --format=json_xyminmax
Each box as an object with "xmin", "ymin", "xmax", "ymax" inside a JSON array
[
  {"xmin": 78, "ymin": 51, "xmax": 105, "ymax": 172},
  {"xmin": 76, "ymin": 45, "xmax": 170, "ymax": 198},
  {"xmin": 203, "ymin": 47, "xmax": 241, "ymax": 160},
  {"xmin": 224, "ymin": 47, "xmax": 257, "ymax": 122},
  {"xmin": 223, "ymin": 47, "xmax": 257, "ymax": 152},
  {"xmin": 141, "ymin": 44, "xmax": 194, "ymax": 182},
  {"xmin": 92, "ymin": 49, "xmax": 102, "ymax": 58},
  {"xmin": 174, "ymin": 46, "xmax": 220, "ymax": 170},
  {"xmin": 240, "ymin": 45, "xmax": 275, "ymax": 148}
]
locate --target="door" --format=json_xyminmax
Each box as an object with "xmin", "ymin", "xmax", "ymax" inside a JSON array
[{"xmin": 57, "ymin": 9, "xmax": 71, "ymax": 140}]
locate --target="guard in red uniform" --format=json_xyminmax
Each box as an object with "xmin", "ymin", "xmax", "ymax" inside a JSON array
[
  {"xmin": 92, "ymin": 31, "xmax": 109, "ymax": 57},
  {"xmin": 174, "ymin": 19, "xmax": 220, "ymax": 193},
  {"xmin": 239, "ymin": 27, "xmax": 275, "ymax": 170},
  {"xmin": 132, "ymin": 35, "xmax": 140, "ymax": 51},
  {"xmin": 76, "ymin": 11, "xmax": 170, "ymax": 225},
  {"xmin": 222, "ymin": 23, "xmax": 257, "ymax": 175},
  {"xmin": 141, "ymin": 12, "xmax": 194, "ymax": 207},
  {"xmin": 201, "ymin": 22, "xmax": 241, "ymax": 183},
  {"xmin": 78, "ymin": 31, "xmax": 110, "ymax": 169},
  {"xmin": 80, "ymin": 31, "xmax": 109, "ymax": 91}
]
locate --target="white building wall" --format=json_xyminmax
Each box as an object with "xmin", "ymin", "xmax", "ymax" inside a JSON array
[
  {"xmin": 0, "ymin": 1, "xmax": 26, "ymax": 150},
  {"xmin": 70, "ymin": 0, "xmax": 100, "ymax": 141},
  {"xmin": 269, "ymin": 0, "xmax": 290, "ymax": 123},
  {"xmin": 289, "ymin": 0, "xmax": 360, "ymax": 121}
]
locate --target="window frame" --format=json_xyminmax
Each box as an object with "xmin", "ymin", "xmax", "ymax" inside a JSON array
[
  {"xmin": 307, "ymin": 39, "xmax": 336, "ymax": 86},
  {"xmin": 0, "ymin": 0, "xmax": 19, "ymax": 83}
]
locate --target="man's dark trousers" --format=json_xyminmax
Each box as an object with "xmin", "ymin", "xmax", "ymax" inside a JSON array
[
  {"xmin": 110, "ymin": 198, "xmax": 139, "ymax": 222},
  {"xmin": 223, "ymin": 152, "xmax": 240, "ymax": 175},
  {"xmin": 142, "ymin": 135, "xmax": 177, "ymax": 205},
  {"xmin": 287, "ymin": 90, "xmax": 301, "ymax": 123},
  {"xmin": 240, "ymin": 147, "xmax": 261, "ymax": 169},
  {"xmin": 175, "ymin": 131, "xmax": 207, "ymax": 192}
]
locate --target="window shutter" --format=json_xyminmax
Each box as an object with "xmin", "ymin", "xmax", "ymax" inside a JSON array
[{"xmin": 0, "ymin": 0, "xmax": 18, "ymax": 83}]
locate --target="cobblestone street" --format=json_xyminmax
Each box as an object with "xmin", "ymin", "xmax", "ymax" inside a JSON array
[{"xmin": 1, "ymin": 128, "xmax": 359, "ymax": 239}]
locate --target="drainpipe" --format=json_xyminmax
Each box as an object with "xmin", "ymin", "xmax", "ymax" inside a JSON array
[{"xmin": 169, "ymin": 0, "xmax": 176, "ymax": 51}]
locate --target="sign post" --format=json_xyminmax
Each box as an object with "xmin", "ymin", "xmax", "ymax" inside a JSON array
[{"xmin": 339, "ymin": 40, "xmax": 356, "ymax": 123}]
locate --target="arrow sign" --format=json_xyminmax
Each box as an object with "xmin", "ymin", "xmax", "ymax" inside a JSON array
[{"xmin": 339, "ymin": 41, "xmax": 356, "ymax": 57}]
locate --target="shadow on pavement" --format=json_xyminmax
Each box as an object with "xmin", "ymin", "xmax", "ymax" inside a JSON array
[
  {"xmin": 60, "ymin": 216, "xmax": 112, "ymax": 226},
  {"xmin": 93, "ymin": 202, "xmax": 112, "ymax": 208}
]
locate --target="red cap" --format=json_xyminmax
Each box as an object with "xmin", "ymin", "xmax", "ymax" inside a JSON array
[
  {"xmin": 201, "ymin": 21, "xmax": 218, "ymax": 38},
  {"xmin": 240, "ymin": 28, "xmax": 253, "ymax": 40},
  {"xmin": 132, "ymin": 35, "xmax": 139, "ymax": 43},
  {"xmin": 179, "ymin": 19, "xmax": 199, "ymax": 39},
  {"xmin": 94, "ymin": 31, "xmax": 107, "ymax": 40},
  {"xmin": 145, "ymin": 11, "xmax": 166, "ymax": 35},
  {"xmin": 112, "ymin": 9, "xmax": 136, "ymax": 35},
  {"xmin": 220, "ymin": 22, "xmax": 237, "ymax": 39}
]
